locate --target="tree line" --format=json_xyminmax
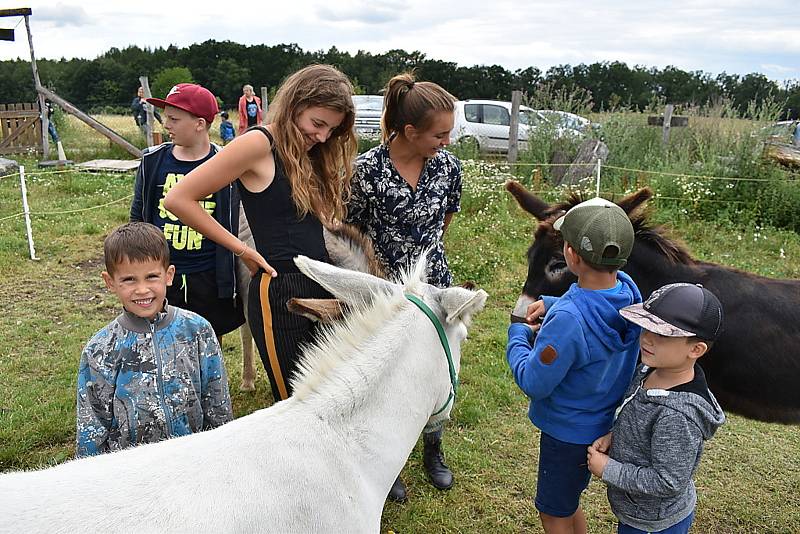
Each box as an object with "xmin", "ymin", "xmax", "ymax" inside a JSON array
[{"xmin": 1, "ymin": 40, "xmax": 798, "ymax": 119}]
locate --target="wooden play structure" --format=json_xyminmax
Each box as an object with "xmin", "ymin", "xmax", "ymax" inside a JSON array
[{"xmin": 0, "ymin": 8, "xmax": 142, "ymax": 160}]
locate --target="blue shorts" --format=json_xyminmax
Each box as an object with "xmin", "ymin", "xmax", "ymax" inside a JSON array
[
  {"xmin": 618, "ymin": 511, "xmax": 695, "ymax": 534},
  {"xmin": 617, "ymin": 511, "xmax": 694, "ymax": 534},
  {"xmin": 535, "ymin": 432, "xmax": 592, "ymax": 517}
]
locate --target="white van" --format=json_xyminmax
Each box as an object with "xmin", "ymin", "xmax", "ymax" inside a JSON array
[
  {"xmin": 452, "ymin": 100, "xmax": 536, "ymax": 153},
  {"xmin": 452, "ymin": 100, "xmax": 590, "ymax": 153},
  {"xmin": 352, "ymin": 95, "xmax": 383, "ymax": 138}
]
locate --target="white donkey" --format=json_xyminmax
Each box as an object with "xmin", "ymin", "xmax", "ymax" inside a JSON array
[{"xmin": 0, "ymin": 254, "xmax": 487, "ymax": 533}]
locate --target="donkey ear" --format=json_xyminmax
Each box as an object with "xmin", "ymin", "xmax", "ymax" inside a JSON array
[
  {"xmin": 287, "ymin": 298, "xmax": 344, "ymax": 322},
  {"xmin": 438, "ymin": 287, "xmax": 489, "ymax": 325},
  {"xmin": 616, "ymin": 187, "xmax": 653, "ymax": 215},
  {"xmin": 294, "ymin": 255, "xmax": 395, "ymax": 306},
  {"xmin": 505, "ymin": 180, "xmax": 552, "ymax": 220},
  {"xmin": 323, "ymin": 223, "xmax": 386, "ymax": 278}
]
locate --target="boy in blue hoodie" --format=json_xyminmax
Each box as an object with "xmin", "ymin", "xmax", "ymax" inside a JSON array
[
  {"xmin": 506, "ymin": 198, "xmax": 642, "ymax": 534},
  {"xmin": 219, "ymin": 111, "xmax": 235, "ymax": 145}
]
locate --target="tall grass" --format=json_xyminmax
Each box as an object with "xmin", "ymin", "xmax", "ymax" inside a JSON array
[{"xmin": 507, "ymin": 92, "xmax": 800, "ymax": 231}]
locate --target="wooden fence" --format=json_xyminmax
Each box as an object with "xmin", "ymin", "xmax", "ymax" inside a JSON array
[{"xmin": 0, "ymin": 103, "xmax": 41, "ymax": 155}]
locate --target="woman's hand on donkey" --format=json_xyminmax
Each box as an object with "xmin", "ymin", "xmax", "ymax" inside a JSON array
[{"xmin": 240, "ymin": 245, "xmax": 277, "ymax": 278}]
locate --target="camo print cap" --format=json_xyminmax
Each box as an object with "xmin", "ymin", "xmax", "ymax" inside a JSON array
[{"xmin": 620, "ymin": 283, "xmax": 724, "ymax": 340}]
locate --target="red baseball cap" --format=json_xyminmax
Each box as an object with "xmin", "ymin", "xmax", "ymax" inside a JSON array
[{"xmin": 147, "ymin": 83, "xmax": 219, "ymax": 124}]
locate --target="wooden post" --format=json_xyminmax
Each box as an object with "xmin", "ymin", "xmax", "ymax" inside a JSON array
[
  {"xmin": 23, "ymin": 14, "xmax": 48, "ymax": 160},
  {"xmin": 662, "ymin": 104, "xmax": 674, "ymax": 147},
  {"xmin": 38, "ymin": 86, "xmax": 142, "ymax": 158},
  {"xmin": 260, "ymin": 86, "xmax": 269, "ymax": 124},
  {"xmin": 508, "ymin": 90, "xmax": 522, "ymax": 164},
  {"xmin": 139, "ymin": 76, "xmax": 155, "ymax": 147}
]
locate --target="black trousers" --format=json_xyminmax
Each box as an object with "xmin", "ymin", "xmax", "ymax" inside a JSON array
[
  {"xmin": 167, "ymin": 269, "xmax": 245, "ymax": 337},
  {"xmin": 248, "ymin": 265, "xmax": 332, "ymax": 402}
]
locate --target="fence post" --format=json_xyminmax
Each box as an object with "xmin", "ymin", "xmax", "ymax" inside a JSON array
[
  {"xmin": 139, "ymin": 76, "xmax": 155, "ymax": 147},
  {"xmin": 595, "ymin": 158, "xmax": 602, "ymax": 197},
  {"xmin": 18, "ymin": 165, "xmax": 38, "ymax": 260},
  {"xmin": 507, "ymin": 90, "xmax": 522, "ymax": 164},
  {"xmin": 260, "ymin": 86, "xmax": 269, "ymax": 124},
  {"xmin": 662, "ymin": 104, "xmax": 674, "ymax": 147}
]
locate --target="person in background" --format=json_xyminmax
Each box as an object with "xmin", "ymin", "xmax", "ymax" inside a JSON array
[
  {"xmin": 45, "ymin": 100, "xmax": 59, "ymax": 144},
  {"xmin": 237, "ymin": 84, "xmax": 262, "ymax": 135},
  {"xmin": 220, "ymin": 111, "xmax": 236, "ymax": 145},
  {"xmin": 131, "ymin": 86, "xmax": 163, "ymax": 139}
]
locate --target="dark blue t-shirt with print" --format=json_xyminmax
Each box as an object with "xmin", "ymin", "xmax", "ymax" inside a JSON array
[
  {"xmin": 246, "ymin": 100, "xmax": 258, "ymax": 126},
  {"xmin": 151, "ymin": 146, "xmax": 216, "ymax": 274}
]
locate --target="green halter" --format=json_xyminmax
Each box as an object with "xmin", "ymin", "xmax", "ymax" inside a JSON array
[{"xmin": 405, "ymin": 293, "xmax": 458, "ymax": 416}]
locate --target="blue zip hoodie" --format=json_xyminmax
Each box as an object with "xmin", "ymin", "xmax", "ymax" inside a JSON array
[{"xmin": 506, "ymin": 271, "xmax": 642, "ymax": 444}]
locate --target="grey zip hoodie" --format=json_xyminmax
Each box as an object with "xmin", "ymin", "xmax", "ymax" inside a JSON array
[{"xmin": 602, "ymin": 363, "xmax": 725, "ymax": 532}]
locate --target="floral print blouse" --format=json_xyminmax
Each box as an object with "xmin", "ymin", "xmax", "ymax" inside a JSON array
[{"xmin": 345, "ymin": 143, "xmax": 462, "ymax": 288}]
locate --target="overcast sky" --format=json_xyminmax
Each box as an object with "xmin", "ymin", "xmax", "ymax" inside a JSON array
[{"xmin": 1, "ymin": 0, "xmax": 798, "ymax": 83}]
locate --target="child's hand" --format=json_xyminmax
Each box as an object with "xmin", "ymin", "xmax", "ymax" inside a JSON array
[
  {"xmin": 526, "ymin": 300, "xmax": 546, "ymax": 325},
  {"xmin": 587, "ymin": 444, "xmax": 609, "ymax": 478},
  {"xmin": 592, "ymin": 432, "xmax": 612, "ymax": 453}
]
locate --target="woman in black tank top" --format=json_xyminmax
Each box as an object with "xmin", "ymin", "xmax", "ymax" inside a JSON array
[{"xmin": 164, "ymin": 65, "xmax": 357, "ymax": 402}]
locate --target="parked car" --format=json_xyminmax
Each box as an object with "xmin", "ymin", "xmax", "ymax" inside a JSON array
[
  {"xmin": 452, "ymin": 100, "xmax": 535, "ymax": 153},
  {"xmin": 352, "ymin": 95, "xmax": 383, "ymax": 138},
  {"xmin": 762, "ymin": 120, "xmax": 800, "ymax": 168},
  {"xmin": 452, "ymin": 100, "xmax": 591, "ymax": 153},
  {"xmin": 532, "ymin": 110, "xmax": 592, "ymax": 136}
]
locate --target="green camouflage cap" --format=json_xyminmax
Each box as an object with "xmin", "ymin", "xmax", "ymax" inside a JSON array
[{"xmin": 553, "ymin": 197, "xmax": 634, "ymax": 268}]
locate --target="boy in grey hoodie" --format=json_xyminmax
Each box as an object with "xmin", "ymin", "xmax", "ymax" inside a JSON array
[{"xmin": 587, "ymin": 283, "xmax": 726, "ymax": 534}]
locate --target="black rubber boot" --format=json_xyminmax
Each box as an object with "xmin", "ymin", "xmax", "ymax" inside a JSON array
[
  {"xmin": 423, "ymin": 431, "xmax": 454, "ymax": 490},
  {"xmin": 387, "ymin": 475, "xmax": 407, "ymax": 502}
]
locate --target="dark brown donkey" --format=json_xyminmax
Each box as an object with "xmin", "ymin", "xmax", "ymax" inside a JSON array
[{"xmin": 506, "ymin": 180, "xmax": 800, "ymax": 424}]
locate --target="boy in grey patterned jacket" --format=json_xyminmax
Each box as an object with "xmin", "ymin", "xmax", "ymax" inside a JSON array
[
  {"xmin": 587, "ymin": 283, "xmax": 726, "ymax": 534},
  {"xmin": 76, "ymin": 223, "xmax": 232, "ymax": 457}
]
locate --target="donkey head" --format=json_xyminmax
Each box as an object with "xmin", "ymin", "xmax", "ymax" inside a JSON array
[
  {"xmin": 505, "ymin": 180, "xmax": 652, "ymax": 303},
  {"xmin": 293, "ymin": 254, "xmax": 487, "ymax": 330},
  {"xmin": 293, "ymin": 254, "xmax": 488, "ymax": 423}
]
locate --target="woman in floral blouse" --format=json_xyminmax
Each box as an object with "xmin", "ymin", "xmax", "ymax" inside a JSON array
[{"xmin": 345, "ymin": 72, "xmax": 462, "ymax": 503}]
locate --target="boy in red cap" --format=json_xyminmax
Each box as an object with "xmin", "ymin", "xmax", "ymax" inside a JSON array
[{"xmin": 130, "ymin": 83, "xmax": 244, "ymax": 342}]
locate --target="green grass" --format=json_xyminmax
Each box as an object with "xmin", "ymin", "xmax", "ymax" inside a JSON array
[{"xmin": 1, "ymin": 119, "xmax": 800, "ymax": 533}]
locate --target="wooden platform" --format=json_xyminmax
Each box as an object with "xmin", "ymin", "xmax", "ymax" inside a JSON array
[
  {"xmin": 38, "ymin": 159, "xmax": 74, "ymax": 168},
  {"xmin": 74, "ymin": 159, "xmax": 141, "ymax": 172}
]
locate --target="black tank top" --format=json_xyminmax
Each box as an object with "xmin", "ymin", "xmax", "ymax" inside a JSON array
[{"xmin": 237, "ymin": 127, "xmax": 328, "ymax": 266}]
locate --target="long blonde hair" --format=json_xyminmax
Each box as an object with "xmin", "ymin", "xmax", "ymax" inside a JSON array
[
  {"xmin": 268, "ymin": 64, "xmax": 357, "ymax": 222},
  {"xmin": 381, "ymin": 72, "xmax": 456, "ymax": 143}
]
